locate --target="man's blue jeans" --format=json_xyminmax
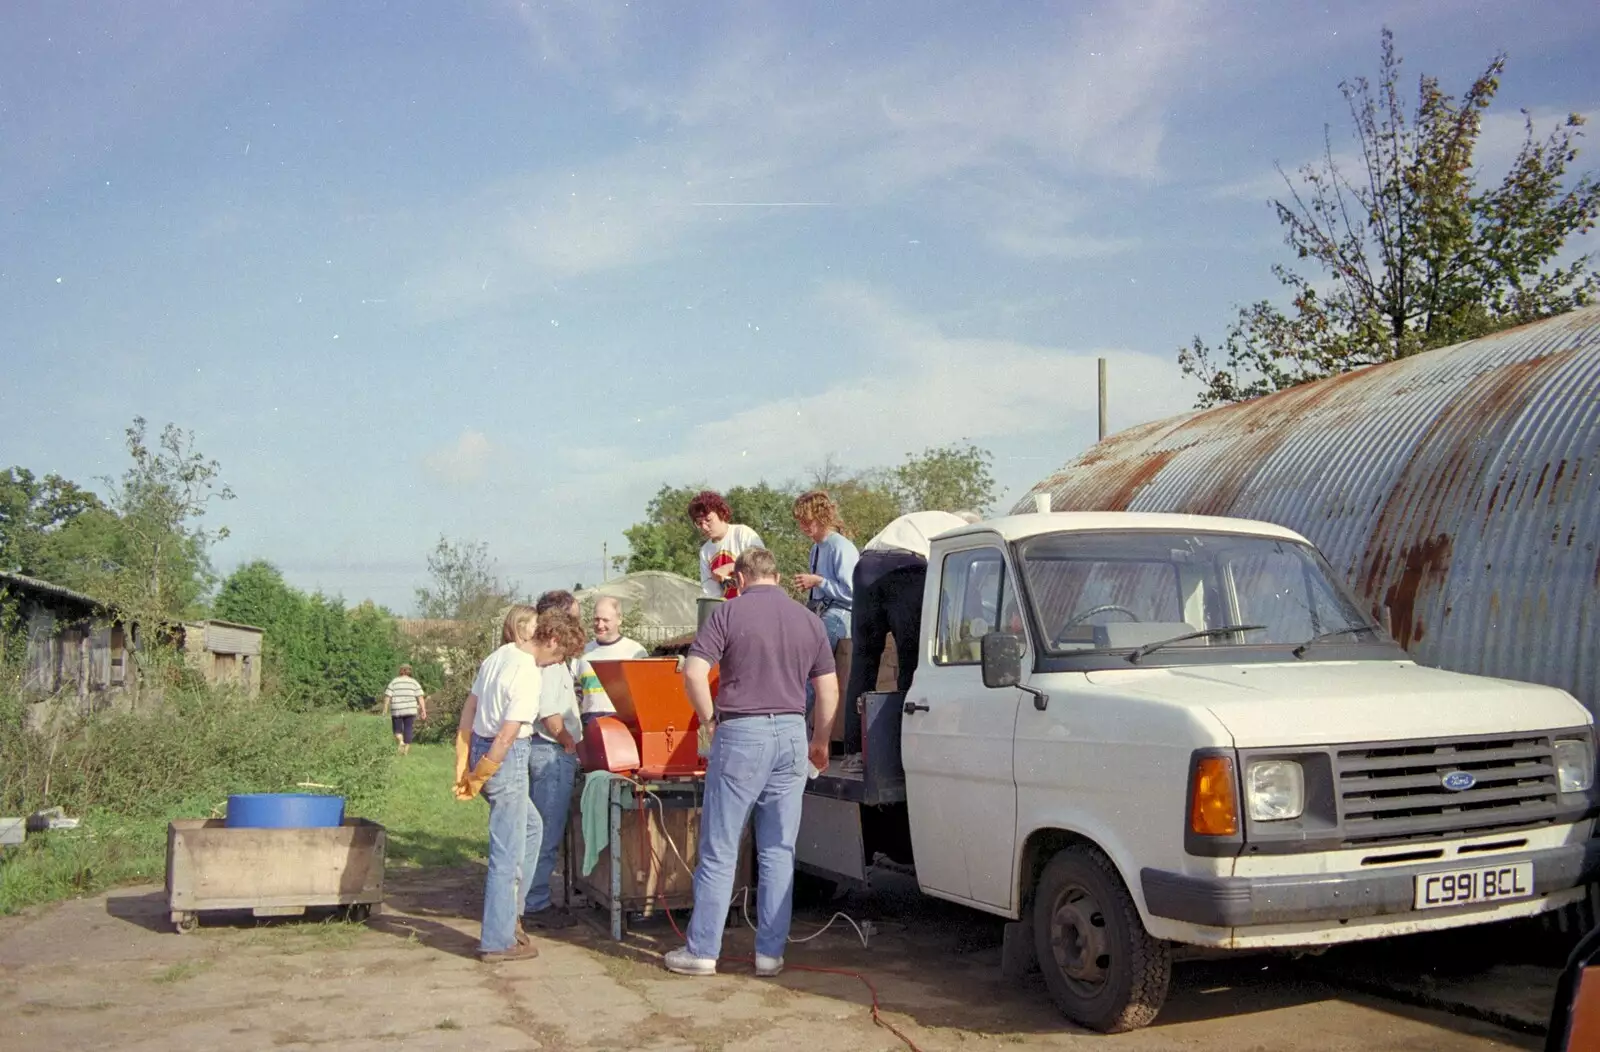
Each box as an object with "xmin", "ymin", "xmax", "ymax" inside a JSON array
[
  {"xmin": 523, "ymin": 737, "xmax": 579, "ymax": 915},
  {"xmin": 471, "ymin": 734, "xmax": 535, "ymax": 953},
  {"xmin": 686, "ymin": 713, "xmax": 808, "ymax": 960}
]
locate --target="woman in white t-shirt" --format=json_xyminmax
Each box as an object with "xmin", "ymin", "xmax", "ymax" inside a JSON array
[
  {"xmin": 688, "ymin": 489, "xmax": 764, "ymax": 598},
  {"xmin": 453, "ymin": 606, "xmax": 585, "ymax": 962}
]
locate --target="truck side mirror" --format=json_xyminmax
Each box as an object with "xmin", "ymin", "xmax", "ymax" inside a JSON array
[{"xmin": 981, "ymin": 632, "xmax": 1025, "ymax": 690}]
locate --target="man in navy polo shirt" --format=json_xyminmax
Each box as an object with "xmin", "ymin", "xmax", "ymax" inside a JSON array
[{"xmin": 664, "ymin": 547, "xmax": 839, "ymax": 979}]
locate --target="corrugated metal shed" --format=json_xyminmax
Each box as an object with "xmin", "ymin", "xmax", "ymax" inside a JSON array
[{"xmin": 1016, "ymin": 306, "xmax": 1600, "ymax": 714}]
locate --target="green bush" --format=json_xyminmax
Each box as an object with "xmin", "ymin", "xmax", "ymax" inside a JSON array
[{"xmin": 0, "ymin": 676, "xmax": 395, "ymax": 913}]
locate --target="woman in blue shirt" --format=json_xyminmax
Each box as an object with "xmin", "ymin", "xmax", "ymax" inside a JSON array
[{"xmin": 792, "ymin": 490, "xmax": 859, "ymax": 738}]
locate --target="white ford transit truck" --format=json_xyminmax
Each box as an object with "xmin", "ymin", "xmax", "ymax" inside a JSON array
[{"xmin": 795, "ymin": 511, "xmax": 1600, "ymax": 1032}]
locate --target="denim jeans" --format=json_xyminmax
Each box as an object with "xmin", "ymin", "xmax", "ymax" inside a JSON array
[
  {"xmin": 844, "ymin": 554, "xmax": 927, "ymax": 752},
  {"xmin": 523, "ymin": 737, "xmax": 579, "ymax": 914},
  {"xmin": 470, "ymin": 734, "xmax": 535, "ymax": 953},
  {"xmin": 686, "ymin": 713, "xmax": 808, "ymax": 960},
  {"xmin": 806, "ymin": 607, "xmax": 851, "ymax": 719}
]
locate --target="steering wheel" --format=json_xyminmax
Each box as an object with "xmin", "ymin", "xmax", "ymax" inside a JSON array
[{"xmin": 1059, "ymin": 605, "xmax": 1142, "ymax": 631}]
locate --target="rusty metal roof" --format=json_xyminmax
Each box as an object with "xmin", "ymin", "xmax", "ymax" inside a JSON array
[
  {"xmin": 1015, "ymin": 306, "xmax": 1600, "ymax": 713},
  {"xmin": 0, "ymin": 571, "xmax": 107, "ymax": 612}
]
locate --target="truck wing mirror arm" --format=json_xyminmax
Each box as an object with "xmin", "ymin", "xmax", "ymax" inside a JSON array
[{"xmin": 981, "ymin": 632, "xmax": 1047, "ymax": 709}]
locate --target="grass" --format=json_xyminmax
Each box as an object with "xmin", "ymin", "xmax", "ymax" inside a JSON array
[
  {"xmin": 239, "ymin": 915, "xmax": 370, "ymax": 954},
  {"xmin": 0, "ymin": 694, "xmax": 394, "ymax": 915},
  {"xmin": 370, "ymin": 737, "xmax": 486, "ymax": 870},
  {"xmin": 152, "ymin": 960, "xmax": 210, "ymax": 984},
  {"xmin": 0, "ymin": 699, "xmax": 483, "ymax": 915}
]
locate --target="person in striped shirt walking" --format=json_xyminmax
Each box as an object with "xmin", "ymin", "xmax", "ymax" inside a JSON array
[{"xmin": 382, "ymin": 664, "xmax": 429, "ymax": 755}]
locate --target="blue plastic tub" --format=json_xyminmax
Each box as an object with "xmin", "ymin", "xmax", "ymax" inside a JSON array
[{"xmin": 225, "ymin": 793, "xmax": 346, "ymax": 829}]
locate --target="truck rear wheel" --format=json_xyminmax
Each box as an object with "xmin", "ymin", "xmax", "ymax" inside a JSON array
[{"xmin": 1032, "ymin": 845, "xmax": 1170, "ymax": 1033}]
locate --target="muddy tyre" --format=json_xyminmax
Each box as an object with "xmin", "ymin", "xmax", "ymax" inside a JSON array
[{"xmin": 1032, "ymin": 845, "xmax": 1170, "ymax": 1033}]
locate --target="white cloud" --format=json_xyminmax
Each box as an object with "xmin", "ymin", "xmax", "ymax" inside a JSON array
[
  {"xmin": 406, "ymin": 2, "xmax": 1205, "ymax": 314},
  {"xmin": 423, "ymin": 429, "xmax": 494, "ymax": 486},
  {"xmin": 545, "ymin": 282, "xmax": 1194, "ymax": 507}
]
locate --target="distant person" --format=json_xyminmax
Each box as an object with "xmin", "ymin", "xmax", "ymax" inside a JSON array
[
  {"xmin": 577, "ymin": 595, "xmax": 648, "ymax": 724},
  {"xmin": 381, "ymin": 664, "xmax": 428, "ymax": 755},
  {"xmin": 791, "ymin": 490, "xmax": 858, "ymax": 735},
  {"xmin": 688, "ymin": 490, "xmax": 763, "ymax": 599},
  {"xmin": 521, "ymin": 589, "xmax": 587, "ymax": 930},
  {"xmin": 842, "ymin": 510, "xmax": 979, "ymax": 758},
  {"xmin": 454, "ymin": 605, "xmax": 584, "ymax": 963},
  {"xmin": 665, "ymin": 548, "xmax": 838, "ymax": 978}
]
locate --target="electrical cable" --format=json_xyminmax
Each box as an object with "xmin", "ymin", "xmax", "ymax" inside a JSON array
[{"xmin": 619, "ymin": 779, "xmax": 922, "ymax": 1052}]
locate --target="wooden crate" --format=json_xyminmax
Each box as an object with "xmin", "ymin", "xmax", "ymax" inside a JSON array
[
  {"xmin": 165, "ymin": 818, "xmax": 385, "ymax": 932},
  {"xmin": 569, "ymin": 786, "xmax": 749, "ymax": 918}
]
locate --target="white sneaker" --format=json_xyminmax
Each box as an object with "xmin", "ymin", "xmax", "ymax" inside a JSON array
[
  {"xmin": 664, "ymin": 947, "xmax": 717, "ymax": 976},
  {"xmin": 755, "ymin": 954, "xmax": 784, "ymax": 977}
]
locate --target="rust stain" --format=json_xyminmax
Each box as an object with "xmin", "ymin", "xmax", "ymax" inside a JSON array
[
  {"xmin": 1357, "ymin": 349, "xmax": 1579, "ymax": 617},
  {"xmin": 1532, "ymin": 463, "xmax": 1552, "ymax": 499},
  {"xmin": 1171, "ymin": 369, "xmax": 1372, "ymax": 517},
  {"xmin": 1384, "ymin": 533, "xmax": 1454, "ymax": 650},
  {"xmin": 1086, "ymin": 449, "xmax": 1176, "ymax": 510}
]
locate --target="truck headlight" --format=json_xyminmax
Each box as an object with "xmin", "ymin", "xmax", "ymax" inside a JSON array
[
  {"xmin": 1555, "ymin": 739, "xmax": 1595, "ymax": 793},
  {"xmin": 1247, "ymin": 760, "xmax": 1305, "ymax": 821}
]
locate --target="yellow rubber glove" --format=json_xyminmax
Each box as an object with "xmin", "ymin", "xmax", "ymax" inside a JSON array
[
  {"xmin": 454, "ymin": 756, "xmax": 501, "ymax": 801},
  {"xmin": 453, "ymin": 729, "xmax": 471, "ymax": 786}
]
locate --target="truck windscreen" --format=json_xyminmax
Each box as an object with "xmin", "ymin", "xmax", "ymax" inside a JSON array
[{"xmin": 1016, "ymin": 531, "xmax": 1381, "ymax": 656}]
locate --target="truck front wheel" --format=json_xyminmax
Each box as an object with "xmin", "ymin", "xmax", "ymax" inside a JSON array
[{"xmin": 1032, "ymin": 845, "xmax": 1170, "ymax": 1033}]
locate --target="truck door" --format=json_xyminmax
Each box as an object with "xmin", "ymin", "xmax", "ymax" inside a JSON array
[{"xmin": 901, "ymin": 542, "xmax": 1023, "ymax": 908}]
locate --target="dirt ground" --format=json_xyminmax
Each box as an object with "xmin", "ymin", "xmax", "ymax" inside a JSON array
[{"xmin": 0, "ymin": 864, "xmax": 1550, "ymax": 1052}]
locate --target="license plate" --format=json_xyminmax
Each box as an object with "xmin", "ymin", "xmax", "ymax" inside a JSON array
[{"xmin": 1413, "ymin": 862, "xmax": 1534, "ymax": 909}]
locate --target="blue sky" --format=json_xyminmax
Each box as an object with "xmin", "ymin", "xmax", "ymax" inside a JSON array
[{"xmin": 4, "ymin": 1, "xmax": 1597, "ymax": 613}]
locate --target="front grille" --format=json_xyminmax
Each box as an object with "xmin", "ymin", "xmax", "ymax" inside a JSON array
[{"xmin": 1336, "ymin": 734, "xmax": 1561, "ymax": 846}]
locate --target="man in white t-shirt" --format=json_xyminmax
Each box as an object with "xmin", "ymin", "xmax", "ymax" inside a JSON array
[
  {"xmin": 688, "ymin": 489, "xmax": 763, "ymax": 599},
  {"xmin": 577, "ymin": 596, "xmax": 649, "ymax": 722},
  {"xmin": 454, "ymin": 606, "xmax": 584, "ymax": 962}
]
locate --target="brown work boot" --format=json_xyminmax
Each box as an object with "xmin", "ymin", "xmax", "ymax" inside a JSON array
[{"xmin": 479, "ymin": 941, "xmax": 540, "ymax": 963}]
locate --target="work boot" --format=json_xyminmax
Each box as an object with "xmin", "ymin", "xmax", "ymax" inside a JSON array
[
  {"xmin": 479, "ymin": 941, "xmax": 540, "ymax": 963},
  {"xmin": 524, "ymin": 906, "xmax": 577, "ymax": 930}
]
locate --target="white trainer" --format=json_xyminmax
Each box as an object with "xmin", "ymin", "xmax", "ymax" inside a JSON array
[
  {"xmin": 664, "ymin": 947, "xmax": 717, "ymax": 976},
  {"xmin": 755, "ymin": 954, "xmax": 785, "ymax": 977}
]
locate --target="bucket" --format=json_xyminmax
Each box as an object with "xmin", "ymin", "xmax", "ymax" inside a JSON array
[
  {"xmin": 696, "ymin": 597, "xmax": 725, "ymax": 633},
  {"xmin": 225, "ymin": 793, "xmax": 346, "ymax": 829}
]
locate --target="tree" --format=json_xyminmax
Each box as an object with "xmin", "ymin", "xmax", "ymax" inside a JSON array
[
  {"xmin": 414, "ymin": 536, "xmax": 514, "ymax": 622},
  {"xmin": 619, "ymin": 485, "xmax": 705, "ymax": 579},
  {"xmin": 1180, "ymin": 30, "xmax": 1600, "ymax": 406},
  {"xmin": 215, "ymin": 561, "xmax": 408, "ymax": 708},
  {"xmin": 891, "ymin": 443, "xmax": 998, "ymax": 515},
  {"xmin": 614, "ymin": 448, "xmax": 987, "ymax": 583},
  {"xmin": 0, "ymin": 468, "xmax": 103, "ymax": 576},
  {"xmin": 95, "ymin": 418, "xmax": 234, "ymax": 620}
]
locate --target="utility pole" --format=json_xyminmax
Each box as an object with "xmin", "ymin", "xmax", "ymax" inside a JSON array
[
  {"xmin": 602, "ymin": 542, "xmax": 608, "ymax": 582},
  {"xmin": 1097, "ymin": 357, "xmax": 1108, "ymax": 442}
]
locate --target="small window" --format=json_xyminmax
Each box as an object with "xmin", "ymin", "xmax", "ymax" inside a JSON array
[{"xmin": 935, "ymin": 548, "xmax": 1012, "ymax": 666}]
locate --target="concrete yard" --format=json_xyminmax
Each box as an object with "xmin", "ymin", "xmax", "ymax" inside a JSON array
[{"xmin": 0, "ymin": 865, "xmax": 1559, "ymax": 1051}]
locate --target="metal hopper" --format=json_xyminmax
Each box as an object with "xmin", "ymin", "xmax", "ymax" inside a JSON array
[{"xmin": 588, "ymin": 658, "xmax": 717, "ymax": 778}]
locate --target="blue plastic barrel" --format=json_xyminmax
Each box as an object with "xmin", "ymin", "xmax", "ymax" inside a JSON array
[{"xmin": 225, "ymin": 793, "xmax": 345, "ymax": 829}]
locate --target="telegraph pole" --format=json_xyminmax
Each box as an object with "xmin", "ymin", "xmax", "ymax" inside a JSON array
[
  {"xmin": 602, "ymin": 542, "xmax": 608, "ymax": 582},
  {"xmin": 1097, "ymin": 357, "xmax": 1108, "ymax": 442}
]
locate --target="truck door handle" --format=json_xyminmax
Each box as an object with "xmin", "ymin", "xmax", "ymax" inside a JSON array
[{"xmin": 903, "ymin": 700, "xmax": 930, "ymax": 714}]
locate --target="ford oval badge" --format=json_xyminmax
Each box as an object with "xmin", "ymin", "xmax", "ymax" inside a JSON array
[{"xmin": 1442, "ymin": 771, "xmax": 1477, "ymax": 792}]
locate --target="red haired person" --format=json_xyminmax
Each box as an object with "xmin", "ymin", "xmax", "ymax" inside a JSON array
[{"xmin": 688, "ymin": 490, "xmax": 764, "ymax": 599}]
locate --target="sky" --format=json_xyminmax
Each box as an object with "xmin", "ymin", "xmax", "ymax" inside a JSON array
[{"xmin": 4, "ymin": 1, "xmax": 1598, "ymax": 614}]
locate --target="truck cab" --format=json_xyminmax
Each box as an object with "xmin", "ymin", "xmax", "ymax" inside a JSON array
[{"xmin": 796, "ymin": 511, "xmax": 1600, "ymax": 1032}]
